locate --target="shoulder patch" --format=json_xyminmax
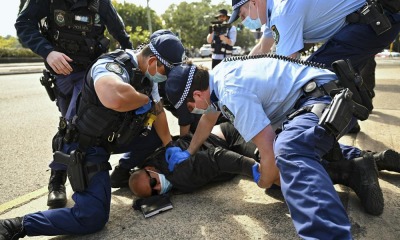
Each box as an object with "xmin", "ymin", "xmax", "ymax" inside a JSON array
[
  {"xmin": 271, "ymin": 25, "xmax": 280, "ymax": 45},
  {"xmin": 222, "ymin": 105, "xmax": 235, "ymax": 123},
  {"xmin": 106, "ymin": 62, "xmax": 123, "ymax": 75}
]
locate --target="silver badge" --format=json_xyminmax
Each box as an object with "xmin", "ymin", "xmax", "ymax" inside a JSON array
[{"xmin": 54, "ymin": 10, "xmax": 66, "ymax": 27}]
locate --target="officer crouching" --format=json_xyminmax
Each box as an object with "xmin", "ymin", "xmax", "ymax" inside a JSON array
[{"xmin": 0, "ymin": 31, "xmax": 185, "ymax": 238}]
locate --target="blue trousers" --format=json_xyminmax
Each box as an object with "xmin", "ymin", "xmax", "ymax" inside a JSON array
[
  {"xmin": 308, "ymin": 12, "xmax": 400, "ymax": 71},
  {"xmin": 26, "ymin": 128, "xmax": 162, "ymax": 236},
  {"xmin": 274, "ymin": 97, "xmax": 357, "ymax": 240},
  {"xmin": 55, "ymin": 71, "xmax": 85, "ymax": 121}
]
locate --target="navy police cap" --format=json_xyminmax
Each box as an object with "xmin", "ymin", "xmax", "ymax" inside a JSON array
[
  {"xmin": 148, "ymin": 30, "xmax": 186, "ymax": 72},
  {"xmin": 165, "ymin": 64, "xmax": 197, "ymax": 110},
  {"xmin": 228, "ymin": 0, "xmax": 250, "ymax": 24}
]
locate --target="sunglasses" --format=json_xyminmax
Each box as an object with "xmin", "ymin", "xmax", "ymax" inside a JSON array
[{"xmin": 145, "ymin": 170, "xmax": 158, "ymax": 196}]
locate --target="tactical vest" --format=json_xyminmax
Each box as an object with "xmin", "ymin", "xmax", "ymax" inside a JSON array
[
  {"xmin": 74, "ymin": 50, "xmax": 153, "ymax": 152},
  {"xmin": 46, "ymin": 0, "xmax": 108, "ymax": 72},
  {"xmin": 211, "ymin": 26, "xmax": 233, "ymax": 56}
]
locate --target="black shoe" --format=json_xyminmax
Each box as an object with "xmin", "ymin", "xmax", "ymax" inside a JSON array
[
  {"xmin": 0, "ymin": 217, "xmax": 26, "ymax": 240},
  {"xmin": 373, "ymin": 149, "xmax": 400, "ymax": 172},
  {"xmin": 347, "ymin": 121, "xmax": 361, "ymax": 134},
  {"xmin": 264, "ymin": 184, "xmax": 284, "ymax": 201},
  {"xmin": 110, "ymin": 165, "xmax": 131, "ymax": 188},
  {"xmin": 349, "ymin": 153, "xmax": 384, "ymax": 216},
  {"xmin": 47, "ymin": 170, "xmax": 67, "ymax": 208}
]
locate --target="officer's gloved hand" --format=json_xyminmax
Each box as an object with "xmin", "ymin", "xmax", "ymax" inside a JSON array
[
  {"xmin": 135, "ymin": 98, "xmax": 151, "ymax": 115},
  {"xmin": 165, "ymin": 147, "xmax": 191, "ymax": 172},
  {"xmin": 252, "ymin": 162, "xmax": 261, "ymax": 184}
]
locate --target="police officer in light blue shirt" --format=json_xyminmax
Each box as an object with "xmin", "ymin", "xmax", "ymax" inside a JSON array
[
  {"xmin": 228, "ymin": 0, "xmax": 400, "ymax": 153},
  {"xmin": 228, "ymin": 0, "xmax": 400, "ymax": 70},
  {"xmin": 163, "ymin": 55, "xmax": 384, "ymax": 239}
]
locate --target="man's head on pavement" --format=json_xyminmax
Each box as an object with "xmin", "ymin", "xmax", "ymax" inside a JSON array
[
  {"xmin": 165, "ymin": 63, "xmax": 212, "ymax": 114},
  {"xmin": 229, "ymin": 0, "xmax": 266, "ymax": 29},
  {"xmin": 138, "ymin": 30, "xmax": 186, "ymax": 83},
  {"xmin": 129, "ymin": 167, "xmax": 172, "ymax": 198},
  {"xmin": 215, "ymin": 9, "xmax": 231, "ymax": 23}
]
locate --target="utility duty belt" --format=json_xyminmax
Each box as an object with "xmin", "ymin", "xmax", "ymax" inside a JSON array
[
  {"xmin": 346, "ymin": 0, "xmax": 393, "ymax": 35},
  {"xmin": 288, "ymin": 59, "xmax": 371, "ymax": 140}
]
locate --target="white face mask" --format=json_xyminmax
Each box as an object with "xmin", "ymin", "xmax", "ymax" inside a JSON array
[
  {"xmin": 145, "ymin": 59, "xmax": 167, "ymax": 83},
  {"xmin": 241, "ymin": 3, "xmax": 262, "ymax": 30},
  {"xmin": 191, "ymin": 98, "xmax": 217, "ymax": 115}
]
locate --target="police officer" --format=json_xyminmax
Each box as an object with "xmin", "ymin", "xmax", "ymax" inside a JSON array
[
  {"xmin": 0, "ymin": 32, "xmax": 185, "ymax": 239},
  {"xmin": 228, "ymin": 0, "xmax": 400, "ymax": 132},
  {"xmin": 15, "ymin": 0, "xmax": 133, "ymax": 208},
  {"xmin": 163, "ymin": 56, "xmax": 385, "ymax": 239},
  {"xmin": 110, "ymin": 30, "xmax": 229, "ymax": 188},
  {"xmin": 207, "ymin": 9, "xmax": 237, "ymax": 68}
]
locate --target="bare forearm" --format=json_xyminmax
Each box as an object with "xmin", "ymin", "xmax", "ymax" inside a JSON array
[
  {"xmin": 188, "ymin": 113, "xmax": 219, "ymax": 154},
  {"xmin": 153, "ymin": 111, "xmax": 172, "ymax": 146}
]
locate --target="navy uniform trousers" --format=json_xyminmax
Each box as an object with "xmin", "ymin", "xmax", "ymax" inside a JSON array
[
  {"xmin": 23, "ymin": 127, "xmax": 162, "ymax": 236},
  {"xmin": 54, "ymin": 71, "xmax": 86, "ymax": 121},
  {"xmin": 308, "ymin": 12, "xmax": 400, "ymax": 72},
  {"xmin": 275, "ymin": 96, "xmax": 356, "ymax": 240}
]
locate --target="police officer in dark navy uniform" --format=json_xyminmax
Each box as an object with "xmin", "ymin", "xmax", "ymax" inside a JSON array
[
  {"xmin": 0, "ymin": 32, "xmax": 185, "ymax": 239},
  {"xmin": 15, "ymin": 0, "xmax": 133, "ymax": 209}
]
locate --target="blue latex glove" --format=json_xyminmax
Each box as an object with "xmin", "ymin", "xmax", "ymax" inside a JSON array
[
  {"xmin": 252, "ymin": 162, "xmax": 261, "ymax": 184},
  {"xmin": 165, "ymin": 146, "xmax": 182, "ymax": 161},
  {"xmin": 165, "ymin": 148, "xmax": 191, "ymax": 172},
  {"xmin": 135, "ymin": 98, "xmax": 151, "ymax": 115}
]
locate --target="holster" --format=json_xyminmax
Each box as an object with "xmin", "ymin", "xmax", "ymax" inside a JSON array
[
  {"xmin": 318, "ymin": 88, "xmax": 369, "ymax": 140},
  {"xmin": 54, "ymin": 150, "xmax": 87, "ymax": 192},
  {"xmin": 39, "ymin": 69, "xmax": 57, "ymax": 101},
  {"xmin": 332, "ymin": 59, "xmax": 374, "ymax": 115}
]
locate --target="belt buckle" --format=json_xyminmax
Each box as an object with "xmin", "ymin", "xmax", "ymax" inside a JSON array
[{"xmin": 303, "ymin": 81, "xmax": 317, "ymax": 93}]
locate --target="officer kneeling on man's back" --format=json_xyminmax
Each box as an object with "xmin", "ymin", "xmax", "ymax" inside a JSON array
[{"xmin": 0, "ymin": 31, "xmax": 186, "ymax": 239}]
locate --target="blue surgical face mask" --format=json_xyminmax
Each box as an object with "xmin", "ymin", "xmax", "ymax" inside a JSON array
[
  {"xmin": 147, "ymin": 170, "xmax": 172, "ymax": 194},
  {"xmin": 241, "ymin": 3, "xmax": 262, "ymax": 30},
  {"xmin": 158, "ymin": 173, "xmax": 173, "ymax": 194},
  {"xmin": 145, "ymin": 60, "xmax": 167, "ymax": 83},
  {"xmin": 191, "ymin": 98, "xmax": 217, "ymax": 115}
]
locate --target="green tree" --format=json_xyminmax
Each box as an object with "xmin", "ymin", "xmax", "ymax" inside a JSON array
[
  {"xmin": 111, "ymin": 0, "xmax": 163, "ymax": 48},
  {"xmin": 161, "ymin": 0, "xmax": 256, "ymax": 50}
]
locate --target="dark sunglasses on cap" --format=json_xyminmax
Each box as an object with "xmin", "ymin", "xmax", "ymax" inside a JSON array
[{"xmin": 145, "ymin": 170, "xmax": 158, "ymax": 196}]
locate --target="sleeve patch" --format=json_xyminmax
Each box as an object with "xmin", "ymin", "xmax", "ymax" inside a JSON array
[{"xmin": 105, "ymin": 62, "xmax": 123, "ymax": 75}]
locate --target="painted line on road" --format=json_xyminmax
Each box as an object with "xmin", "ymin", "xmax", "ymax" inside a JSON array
[{"xmin": 0, "ymin": 186, "xmax": 48, "ymax": 214}]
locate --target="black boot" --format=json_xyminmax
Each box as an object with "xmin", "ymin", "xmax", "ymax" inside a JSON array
[
  {"xmin": 0, "ymin": 217, "xmax": 26, "ymax": 240},
  {"xmin": 372, "ymin": 149, "xmax": 400, "ymax": 172},
  {"xmin": 110, "ymin": 165, "xmax": 131, "ymax": 188},
  {"xmin": 47, "ymin": 170, "xmax": 67, "ymax": 208},
  {"xmin": 325, "ymin": 154, "xmax": 384, "ymax": 216},
  {"xmin": 348, "ymin": 153, "xmax": 384, "ymax": 216}
]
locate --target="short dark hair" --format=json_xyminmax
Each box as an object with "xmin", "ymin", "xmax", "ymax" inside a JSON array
[
  {"xmin": 186, "ymin": 65, "xmax": 210, "ymax": 103},
  {"xmin": 141, "ymin": 45, "xmax": 163, "ymax": 67}
]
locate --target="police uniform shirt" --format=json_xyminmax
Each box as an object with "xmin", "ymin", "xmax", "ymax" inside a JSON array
[
  {"xmin": 210, "ymin": 57, "xmax": 337, "ymax": 142},
  {"xmin": 90, "ymin": 49, "xmax": 161, "ymax": 102},
  {"xmin": 263, "ymin": 0, "xmax": 365, "ymax": 56},
  {"xmin": 212, "ymin": 25, "xmax": 238, "ymax": 60}
]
